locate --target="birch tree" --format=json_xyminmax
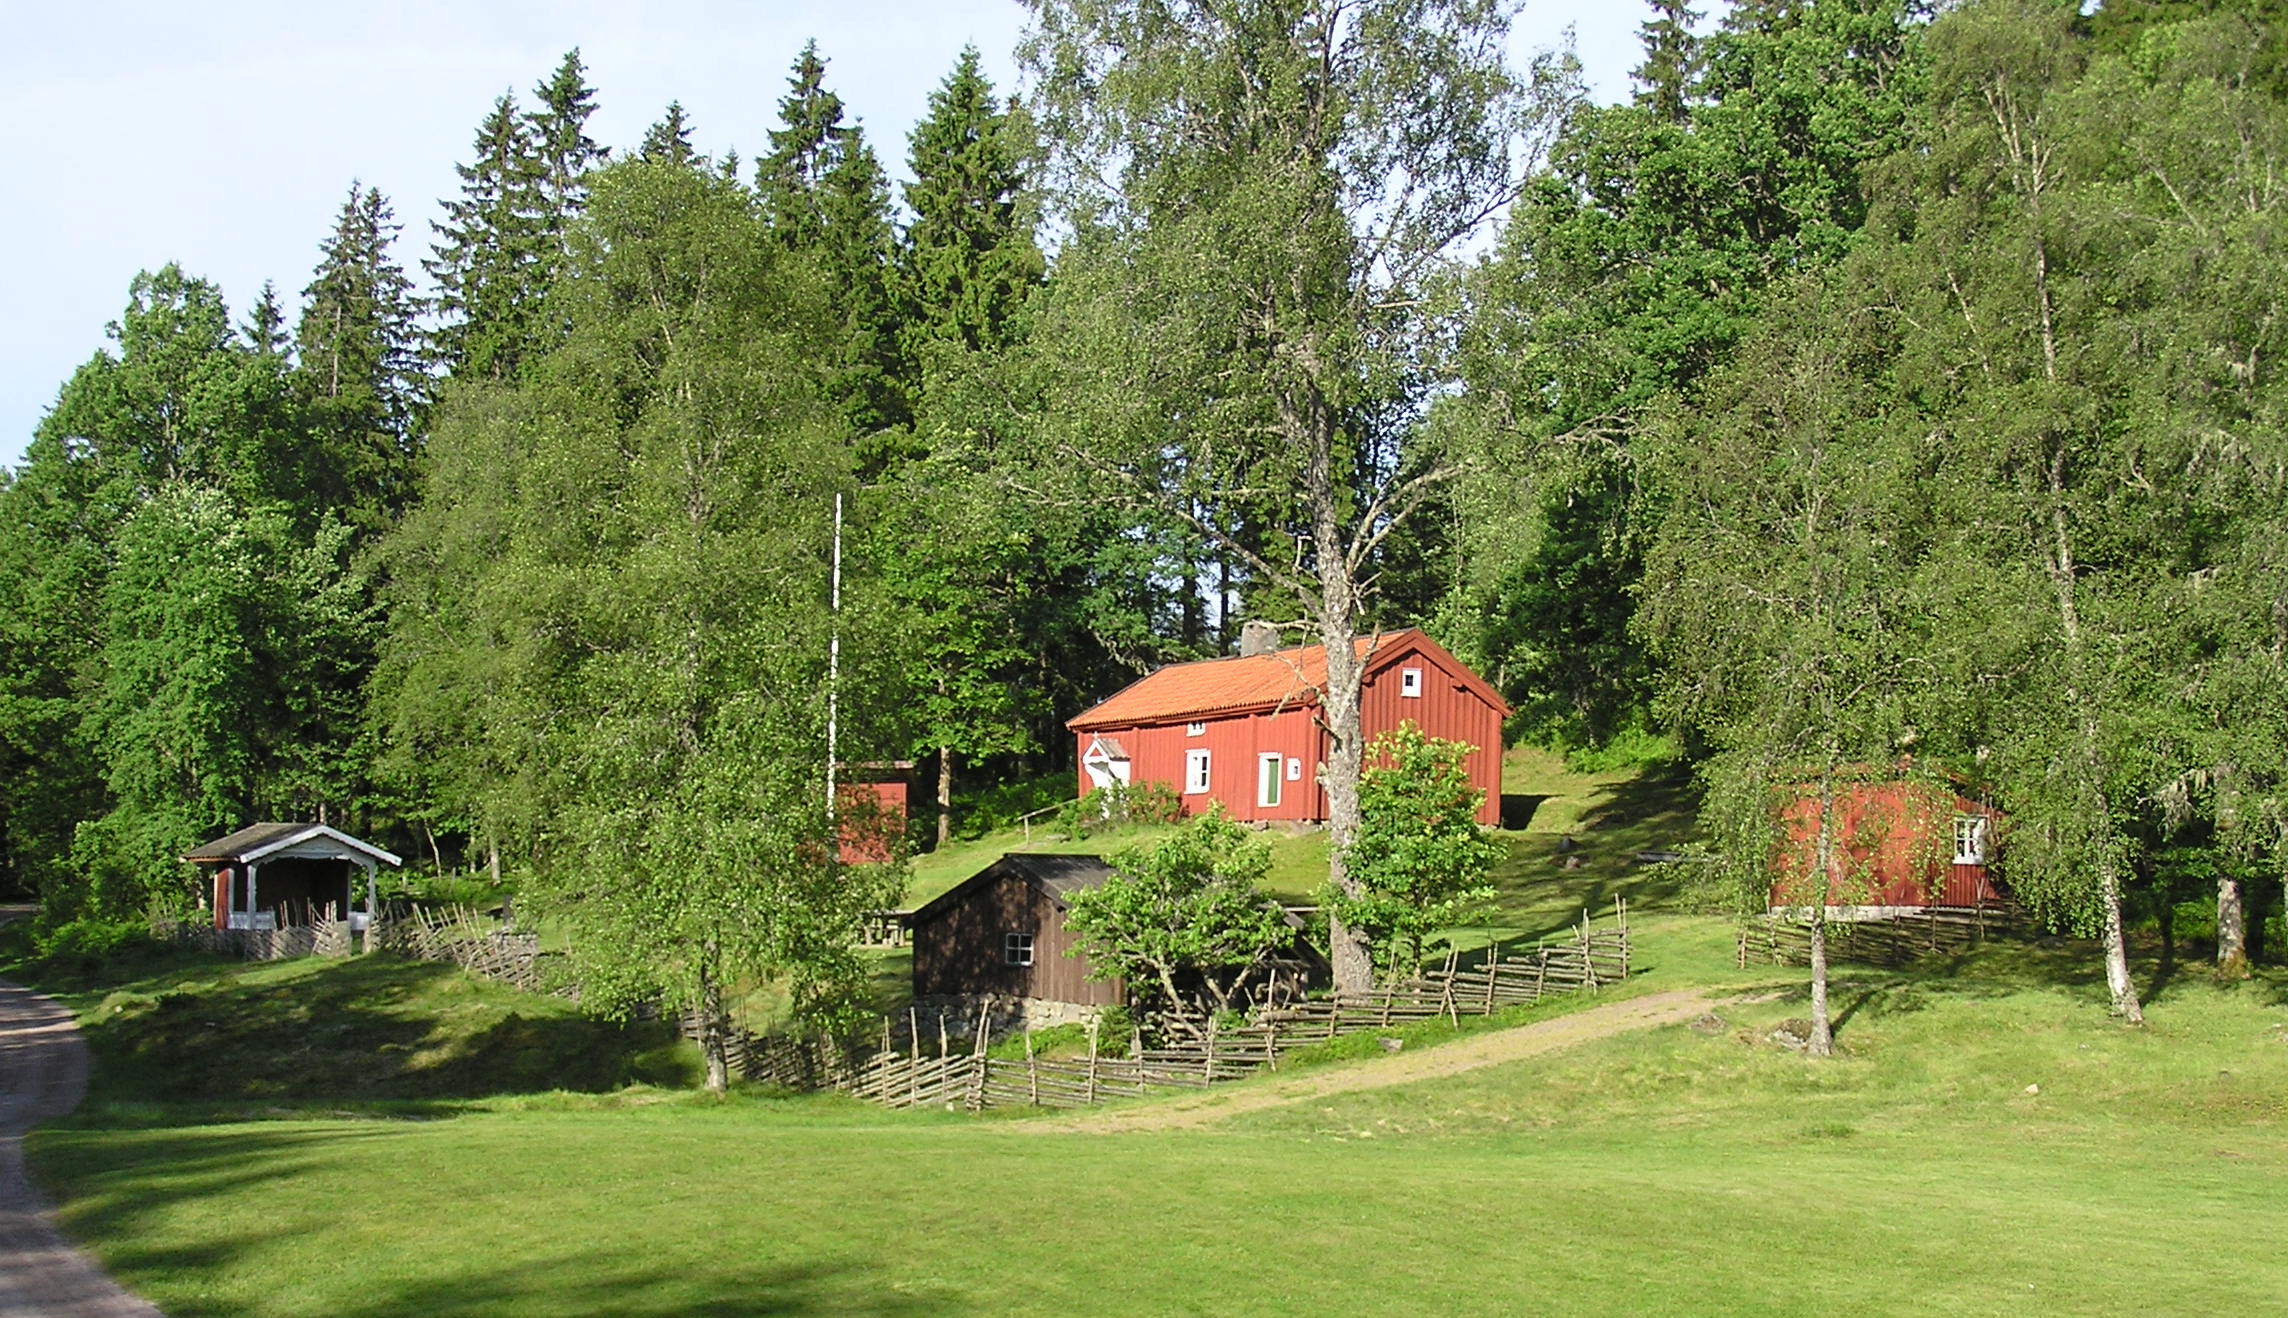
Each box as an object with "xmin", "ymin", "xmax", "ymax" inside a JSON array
[{"xmin": 1017, "ymin": 0, "xmax": 1570, "ymax": 991}]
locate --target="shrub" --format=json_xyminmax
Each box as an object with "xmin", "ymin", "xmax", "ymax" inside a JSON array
[
  {"xmin": 1060, "ymin": 780, "xmax": 1185, "ymax": 838},
  {"xmin": 950, "ymin": 773, "xmax": 1075, "ymax": 841}
]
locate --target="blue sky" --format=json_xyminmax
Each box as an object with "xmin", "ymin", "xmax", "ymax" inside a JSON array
[{"xmin": 0, "ymin": 2, "xmax": 1650, "ymax": 473}]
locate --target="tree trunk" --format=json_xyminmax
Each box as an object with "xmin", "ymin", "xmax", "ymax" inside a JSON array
[
  {"xmin": 2218, "ymin": 872, "xmax": 2249, "ymax": 979},
  {"xmin": 937, "ymin": 746, "xmax": 953, "ymax": 850},
  {"xmin": 1808, "ymin": 766, "xmax": 1836, "ymax": 1057},
  {"xmin": 2097, "ymin": 851, "xmax": 2143, "ymax": 1023},
  {"xmin": 697, "ymin": 949, "xmax": 730, "ymax": 1094}
]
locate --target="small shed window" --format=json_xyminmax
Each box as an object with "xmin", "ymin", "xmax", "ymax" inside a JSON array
[
  {"xmin": 1952, "ymin": 816, "xmax": 1990, "ymax": 865},
  {"xmin": 1258, "ymin": 753, "xmax": 1284, "ymax": 808},
  {"xmin": 1400, "ymin": 667, "xmax": 1424, "ymax": 698},
  {"xmin": 1185, "ymin": 749, "xmax": 1212, "ymax": 794},
  {"xmin": 1004, "ymin": 932, "xmax": 1035, "ymax": 966},
  {"xmin": 1286, "ymin": 756, "xmax": 1302, "ymax": 781},
  {"xmin": 1186, "ymin": 721, "xmax": 1207, "ymax": 736}
]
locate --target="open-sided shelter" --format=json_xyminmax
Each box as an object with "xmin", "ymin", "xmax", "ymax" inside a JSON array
[
  {"xmin": 185, "ymin": 823, "xmax": 401, "ymax": 933},
  {"xmin": 1068, "ymin": 626, "xmax": 1509, "ymax": 826}
]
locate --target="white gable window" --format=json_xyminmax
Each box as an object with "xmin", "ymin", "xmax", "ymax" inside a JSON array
[
  {"xmin": 1004, "ymin": 932, "xmax": 1034, "ymax": 966},
  {"xmin": 1400, "ymin": 667, "xmax": 1424, "ymax": 698},
  {"xmin": 1186, "ymin": 748, "xmax": 1212, "ymax": 795},
  {"xmin": 1258, "ymin": 753, "xmax": 1284, "ymax": 808},
  {"xmin": 1952, "ymin": 816, "xmax": 1991, "ymax": 865},
  {"xmin": 1186, "ymin": 721, "xmax": 1207, "ymax": 736}
]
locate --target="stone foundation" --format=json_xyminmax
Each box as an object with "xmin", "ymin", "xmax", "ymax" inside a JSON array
[{"xmin": 902, "ymin": 994, "xmax": 1115, "ymax": 1049}]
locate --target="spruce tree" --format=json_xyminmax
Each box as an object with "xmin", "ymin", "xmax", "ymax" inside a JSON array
[
  {"xmin": 426, "ymin": 93, "xmax": 549, "ymax": 381},
  {"xmin": 527, "ymin": 49, "xmax": 609, "ymax": 240},
  {"xmin": 756, "ymin": 41, "xmax": 847, "ymax": 249},
  {"xmin": 639, "ymin": 101, "xmax": 699, "ymax": 166},
  {"xmin": 1636, "ymin": 0, "xmax": 1702, "ymax": 122},
  {"xmin": 900, "ymin": 47, "xmax": 1044, "ymax": 360},
  {"xmin": 297, "ymin": 182, "xmax": 420, "ymax": 528},
  {"xmin": 820, "ymin": 134, "xmax": 911, "ymax": 449}
]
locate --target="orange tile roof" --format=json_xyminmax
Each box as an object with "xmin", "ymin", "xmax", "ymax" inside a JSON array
[{"xmin": 1070, "ymin": 629, "xmax": 1451, "ymax": 731}]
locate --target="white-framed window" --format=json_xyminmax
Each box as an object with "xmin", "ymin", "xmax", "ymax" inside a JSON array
[
  {"xmin": 1400, "ymin": 667, "xmax": 1424, "ymax": 698},
  {"xmin": 1258, "ymin": 753, "xmax": 1284, "ymax": 808},
  {"xmin": 1286, "ymin": 756, "xmax": 1302, "ymax": 781},
  {"xmin": 1186, "ymin": 748, "xmax": 1212, "ymax": 794},
  {"xmin": 1186, "ymin": 721, "xmax": 1207, "ymax": 736},
  {"xmin": 1004, "ymin": 932, "xmax": 1035, "ymax": 966},
  {"xmin": 1952, "ymin": 816, "xmax": 1991, "ymax": 865}
]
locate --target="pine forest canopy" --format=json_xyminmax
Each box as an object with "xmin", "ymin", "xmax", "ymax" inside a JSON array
[{"xmin": 3, "ymin": 2, "xmax": 2285, "ymax": 1056}]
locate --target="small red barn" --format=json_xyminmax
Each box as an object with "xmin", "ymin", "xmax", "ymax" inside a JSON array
[
  {"xmin": 836, "ymin": 762, "xmax": 911, "ymax": 865},
  {"xmin": 910, "ymin": 854, "xmax": 1127, "ymax": 1008},
  {"xmin": 1067, "ymin": 627, "xmax": 1509, "ymax": 826},
  {"xmin": 1771, "ymin": 772, "xmax": 2005, "ymax": 913}
]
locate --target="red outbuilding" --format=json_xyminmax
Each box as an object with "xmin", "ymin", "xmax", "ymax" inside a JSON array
[
  {"xmin": 1771, "ymin": 771, "xmax": 2005, "ymax": 913},
  {"xmin": 1067, "ymin": 626, "xmax": 1510, "ymax": 826}
]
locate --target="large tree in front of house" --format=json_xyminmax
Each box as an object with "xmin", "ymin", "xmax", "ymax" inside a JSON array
[
  {"xmin": 415, "ymin": 154, "xmax": 900, "ymax": 1090},
  {"xmin": 1014, "ymin": 0, "xmax": 1571, "ymax": 993}
]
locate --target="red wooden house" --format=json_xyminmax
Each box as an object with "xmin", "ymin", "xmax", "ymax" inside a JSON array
[
  {"xmin": 1067, "ymin": 627, "xmax": 1509, "ymax": 826},
  {"xmin": 1771, "ymin": 772, "xmax": 2005, "ymax": 914}
]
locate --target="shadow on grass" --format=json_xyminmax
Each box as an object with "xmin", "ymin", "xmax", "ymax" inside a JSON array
[
  {"xmin": 38, "ymin": 1125, "xmax": 932, "ymax": 1318},
  {"xmin": 1499, "ymin": 793, "xmax": 1551, "ymax": 831},
  {"xmin": 62, "ymin": 953, "xmax": 684, "ymax": 1110}
]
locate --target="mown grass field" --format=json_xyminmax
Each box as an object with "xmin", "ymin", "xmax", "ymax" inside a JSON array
[{"xmin": 15, "ymin": 755, "xmax": 2288, "ymax": 1316}]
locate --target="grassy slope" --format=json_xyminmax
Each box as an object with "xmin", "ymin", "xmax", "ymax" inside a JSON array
[
  {"xmin": 28, "ymin": 955, "xmax": 2288, "ymax": 1317},
  {"xmin": 20, "ymin": 756, "xmax": 2288, "ymax": 1316}
]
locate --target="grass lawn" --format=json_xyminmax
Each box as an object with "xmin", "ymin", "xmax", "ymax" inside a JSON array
[
  {"xmin": 21, "ymin": 756, "xmax": 2288, "ymax": 1316},
  {"xmin": 24, "ymin": 940, "xmax": 2288, "ymax": 1317}
]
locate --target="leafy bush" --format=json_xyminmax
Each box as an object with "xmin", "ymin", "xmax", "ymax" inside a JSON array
[
  {"xmin": 951, "ymin": 773, "xmax": 1073, "ymax": 841},
  {"xmin": 1059, "ymin": 780, "xmax": 1185, "ymax": 838},
  {"xmin": 1563, "ymin": 724, "xmax": 1680, "ymax": 774}
]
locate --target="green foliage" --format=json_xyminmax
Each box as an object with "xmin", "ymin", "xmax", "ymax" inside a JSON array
[
  {"xmin": 1059, "ymin": 780, "xmax": 1184, "ymax": 838},
  {"xmin": 1335, "ymin": 724, "xmax": 1503, "ymax": 974},
  {"xmin": 399, "ymin": 157, "xmax": 904, "ymax": 1086},
  {"xmin": 1444, "ymin": 0, "xmax": 1930, "ymax": 746},
  {"xmin": 947, "ymin": 773, "xmax": 1070, "ymax": 842},
  {"xmin": 1560, "ymin": 724, "xmax": 1680, "ymax": 776},
  {"xmin": 294, "ymin": 182, "xmax": 421, "ymax": 531},
  {"xmin": 1064, "ymin": 810, "xmax": 1293, "ymax": 1014}
]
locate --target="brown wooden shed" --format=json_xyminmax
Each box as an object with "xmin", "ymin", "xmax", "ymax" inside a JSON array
[{"xmin": 910, "ymin": 854, "xmax": 1126, "ymax": 1007}]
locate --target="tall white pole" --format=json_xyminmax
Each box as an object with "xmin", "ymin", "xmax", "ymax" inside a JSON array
[{"xmin": 826, "ymin": 492, "xmax": 843, "ymax": 824}]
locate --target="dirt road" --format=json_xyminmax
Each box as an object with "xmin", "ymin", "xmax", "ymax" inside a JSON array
[
  {"xmin": 1045, "ymin": 987, "xmax": 1718, "ymax": 1134},
  {"xmin": 0, "ymin": 908, "xmax": 165, "ymax": 1316}
]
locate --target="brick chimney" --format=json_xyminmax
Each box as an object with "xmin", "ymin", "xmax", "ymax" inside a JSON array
[{"xmin": 1237, "ymin": 620, "xmax": 1283, "ymax": 658}]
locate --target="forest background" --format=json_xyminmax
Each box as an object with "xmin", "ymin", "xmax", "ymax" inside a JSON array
[{"xmin": 4, "ymin": 0, "xmax": 2284, "ymax": 1036}]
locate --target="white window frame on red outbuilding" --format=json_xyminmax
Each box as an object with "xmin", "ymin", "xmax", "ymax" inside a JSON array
[
  {"xmin": 1952, "ymin": 815, "xmax": 1990, "ymax": 865},
  {"xmin": 1400, "ymin": 667, "xmax": 1424, "ymax": 698},
  {"xmin": 1185, "ymin": 748, "xmax": 1211, "ymax": 795}
]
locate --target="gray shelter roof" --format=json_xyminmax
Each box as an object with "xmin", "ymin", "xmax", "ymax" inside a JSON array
[
  {"xmin": 183, "ymin": 823, "xmax": 402, "ymax": 868},
  {"xmin": 912, "ymin": 852, "xmax": 1116, "ymax": 921}
]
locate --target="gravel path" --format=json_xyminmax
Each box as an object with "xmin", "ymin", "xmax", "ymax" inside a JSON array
[
  {"xmin": 1044, "ymin": 986, "xmax": 1719, "ymax": 1134},
  {"xmin": 0, "ymin": 908, "xmax": 165, "ymax": 1316}
]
